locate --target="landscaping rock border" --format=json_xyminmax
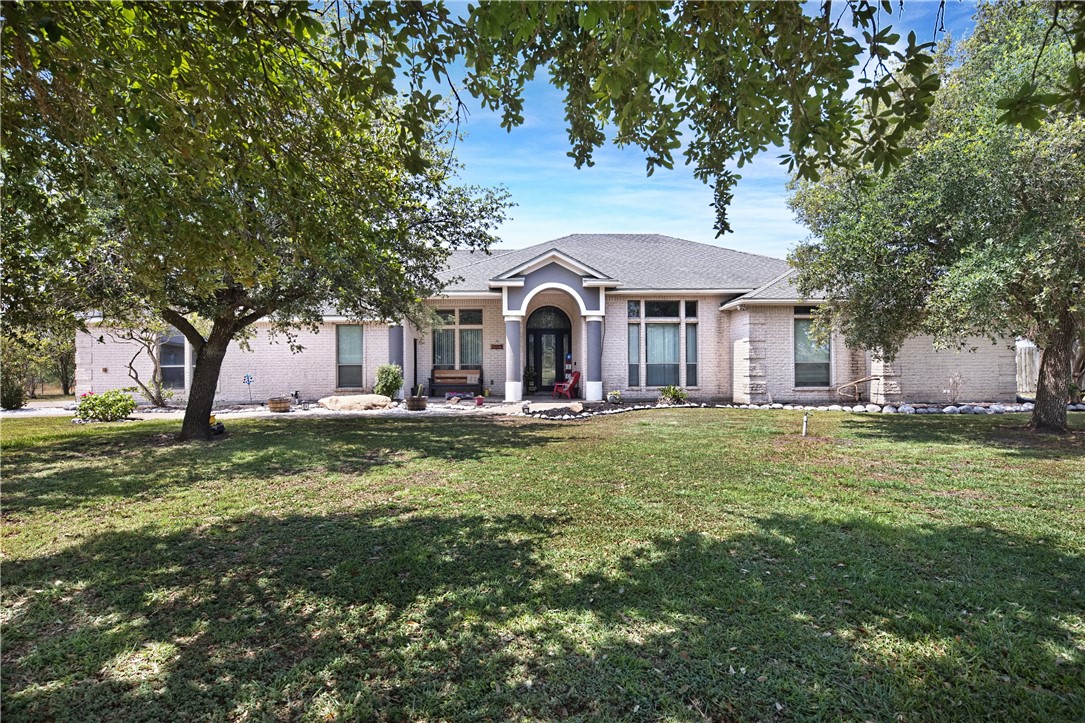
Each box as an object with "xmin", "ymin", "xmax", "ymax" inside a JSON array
[{"xmin": 522, "ymin": 400, "xmax": 1085, "ymax": 421}]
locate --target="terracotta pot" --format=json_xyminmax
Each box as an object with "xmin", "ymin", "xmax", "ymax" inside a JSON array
[{"xmin": 268, "ymin": 397, "xmax": 292, "ymax": 413}]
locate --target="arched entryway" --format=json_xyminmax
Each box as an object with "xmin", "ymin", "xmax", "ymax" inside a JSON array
[{"xmin": 526, "ymin": 306, "xmax": 571, "ymax": 392}]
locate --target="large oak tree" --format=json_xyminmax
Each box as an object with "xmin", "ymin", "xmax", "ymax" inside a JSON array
[
  {"xmin": 3, "ymin": 2, "xmax": 508, "ymax": 439},
  {"xmin": 789, "ymin": 2, "xmax": 1084, "ymax": 432}
]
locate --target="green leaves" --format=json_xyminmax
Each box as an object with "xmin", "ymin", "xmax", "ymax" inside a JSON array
[
  {"xmin": 995, "ymin": 82, "xmax": 1064, "ymax": 130},
  {"xmin": 788, "ymin": 1, "xmax": 1084, "ymax": 386}
]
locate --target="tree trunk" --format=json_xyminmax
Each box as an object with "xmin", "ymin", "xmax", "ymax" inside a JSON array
[
  {"xmin": 179, "ymin": 336, "xmax": 230, "ymax": 441},
  {"xmin": 56, "ymin": 352, "xmax": 75, "ymax": 396},
  {"xmin": 1028, "ymin": 308, "xmax": 1074, "ymax": 433}
]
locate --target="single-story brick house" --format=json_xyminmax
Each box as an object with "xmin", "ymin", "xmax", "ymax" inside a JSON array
[{"xmin": 75, "ymin": 234, "xmax": 1017, "ymax": 404}]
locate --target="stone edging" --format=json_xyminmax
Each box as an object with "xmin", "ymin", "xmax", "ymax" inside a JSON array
[{"xmin": 524, "ymin": 401, "xmax": 1085, "ymax": 421}]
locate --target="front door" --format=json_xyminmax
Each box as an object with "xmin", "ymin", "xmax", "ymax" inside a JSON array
[
  {"xmin": 526, "ymin": 306, "xmax": 572, "ymax": 393},
  {"xmin": 529, "ymin": 331, "xmax": 566, "ymax": 391}
]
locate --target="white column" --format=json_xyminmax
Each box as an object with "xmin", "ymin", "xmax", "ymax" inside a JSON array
[{"xmin": 584, "ymin": 315, "xmax": 604, "ymax": 401}]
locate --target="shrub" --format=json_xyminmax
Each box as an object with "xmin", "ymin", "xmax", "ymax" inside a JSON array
[
  {"xmin": 374, "ymin": 364, "xmax": 404, "ymax": 399},
  {"xmin": 1, "ymin": 370, "xmax": 25, "ymax": 410},
  {"xmin": 657, "ymin": 385, "xmax": 688, "ymax": 405},
  {"xmin": 77, "ymin": 389, "xmax": 137, "ymax": 422}
]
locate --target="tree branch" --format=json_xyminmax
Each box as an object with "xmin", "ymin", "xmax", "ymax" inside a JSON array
[{"xmin": 161, "ymin": 308, "xmax": 205, "ymax": 350}]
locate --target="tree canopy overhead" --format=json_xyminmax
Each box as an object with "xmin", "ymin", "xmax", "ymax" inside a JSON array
[
  {"xmin": 789, "ymin": 1, "xmax": 1084, "ymax": 432},
  {"xmin": 3, "ymin": 1, "xmax": 509, "ymax": 439},
  {"xmin": 4, "ymin": 0, "xmax": 1083, "ymax": 438}
]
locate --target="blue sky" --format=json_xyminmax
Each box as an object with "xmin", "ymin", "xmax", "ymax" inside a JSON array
[{"xmin": 450, "ymin": 0, "xmax": 979, "ymax": 259}]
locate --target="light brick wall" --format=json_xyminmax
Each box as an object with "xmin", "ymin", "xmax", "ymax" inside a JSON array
[
  {"xmin": 603, "ymin": 294, "xmax": 729, "ymax": 401},
  {"xmin": 77, "ymin": 321, "xmax": 390, "ymax": 404},
  {"xmin": 869, "ymin": 335, "xmax": 1017, "ymax": 404},
  {"xmin": 727, "ymin": 305, "xmax": 854, "ymax": 404},
  {"xmin": 415, "ymin": 297, "xmax": 505, "ymax": 396},
  {"xmin": 75, "ymin": 329, "xmax": 161, "ymax": 402},
  {"xmin": 729, "ymin": 308, "xmax": 753, "ymax": 403}
]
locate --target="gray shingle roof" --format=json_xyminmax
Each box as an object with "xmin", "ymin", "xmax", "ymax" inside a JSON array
[
  {"xmin": 722, "ymin": 269, "xmax": 823, "ymax": 308},
  {"xmin": 439, "ymin": 234, "xmax": 789, "ymax": 292}
]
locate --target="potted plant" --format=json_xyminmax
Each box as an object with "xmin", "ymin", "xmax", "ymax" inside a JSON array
[
  {"xmin": 268, "ymin": 396, "xmax": 292, "ymax": 413},
  {"xmin": 606, "ymin": 389, "xmax": 622, "ymax": 404},
  {"xmin": 405, "ymin": 383, "xmax": 428, "ymax": 411},
  {"xmin": 524, "ymin": 366, "xmax": 537, "ymax": 395}
]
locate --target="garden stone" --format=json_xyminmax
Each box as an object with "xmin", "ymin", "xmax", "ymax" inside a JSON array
[
  {"xmin": 991, "ymin": 405, "xmax": 1005, "ymax": 414},
  {"xmin": 899, "ymin": 405, "xmax": 915, "ymax": 414},
  {"xmin": 943, "ymin": 406, "xmax": 959, "ymax": 414},
  {"xmin": 319, "ymin": 394, "xmax": 393, "ymax": 411},
  {"xmin": 569, "ymin": 402, "xmax": 584, "ymax": 413},
  {"xmin": 852, "ymin": 404, "xmax": 866, "ymax": 412},
  {"xmin": 865, "ymin": 404, "xmax": 882, "ymax": 413},
  {"xmin": 881, "ymin": 405, "xmax": 897, "ymax": 414},
  {"xmin": 827, "ymin": 405, "xmax": 843, "ymax": 412},
  {"xmin": 958, "ymin": 405, "xmax": 973, "ymax": 414},
  {"xmin": 771, "ymin": 403, "xmax": 784, "ymax": 409},
  {"xmin": 817, "ymin": 406, "xmax": 829, "ymax": 411},
  {"xmin": 1022, "ymin": 402, "xmax": 1034, "ymax": 411}
]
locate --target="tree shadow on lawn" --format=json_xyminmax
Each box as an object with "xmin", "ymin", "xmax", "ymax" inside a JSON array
[
  {"xmin": 4, "ymin": 509, "xmax": 1082, "ymax": 721},
  {"xmin": 1, "ymin": 416, "xmax": 563, "ymax": 516},
  {"xmin": 839, "ymin": 414, "xmax": 1085, "ymax": 461}
]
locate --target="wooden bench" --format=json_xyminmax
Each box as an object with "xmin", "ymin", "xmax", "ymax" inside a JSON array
[{"xmin": 429, "ymin": 368, "xmax": 483, "ymax": 398}]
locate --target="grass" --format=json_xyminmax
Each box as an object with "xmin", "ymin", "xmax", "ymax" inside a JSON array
[{"xmin": 1, "ymin": 410, "xmax": 1083, "ymax": 721}]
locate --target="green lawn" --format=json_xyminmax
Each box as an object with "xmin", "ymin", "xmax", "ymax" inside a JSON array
[{"xmin": 2, "ymin": 411, "xmax": 1083, "ymax": 721}]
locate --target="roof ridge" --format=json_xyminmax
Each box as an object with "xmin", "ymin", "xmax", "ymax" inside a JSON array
[{"xmin": 742, "ymin": 267, "xmax": 797, "ymax": 299}]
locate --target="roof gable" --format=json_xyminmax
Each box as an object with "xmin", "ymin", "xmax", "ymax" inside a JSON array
[
  {"xmin": 439, "ymin": 234, "xmax": 789, "ymax": 293},
  {"xmin": 490, "ymin": 248, "xmax": 615, "ymax": 285},
  {"xmin": 721, "ymin": 269, "xmax": 825, "ymax": 309}
]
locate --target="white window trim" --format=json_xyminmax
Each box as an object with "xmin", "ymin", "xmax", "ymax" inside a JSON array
[
  {"xmin": 626, "ymin": 299, "xmax": 700, "ymax": 389},
  {"xmin": 792, "ymin": 312, "xmax": 832, "ymax": 390},
  {"xmin": 334, "ymin": 321, "xmax": 364, "ymax": 388},
  {"xmin": 158, "ymin": 329, "xmax": 190, "ymax": 393},
  {"xmin": 436, "ymin": 309, "xmax": 484, "ymax": 370}
]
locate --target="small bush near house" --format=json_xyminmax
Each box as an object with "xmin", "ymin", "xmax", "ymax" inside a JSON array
[
  {"xmin": 374, "ymin": 364, "xmax": 404, "ymax": 399},
  {"xmin": 76, "ymin": 390, "xmax": 137, "ymax": 422},
  {"xmin": 1, "ymin": 370, "xmax": 26, "ymax": 409},
  {"xmin": 657, "ymin": 385, "xmax": 688, "ymax": 405}
]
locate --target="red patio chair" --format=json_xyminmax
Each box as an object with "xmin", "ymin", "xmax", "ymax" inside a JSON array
[{"xmin": 552, "ymin": 371, "xmax": 580, "ymax": 399}]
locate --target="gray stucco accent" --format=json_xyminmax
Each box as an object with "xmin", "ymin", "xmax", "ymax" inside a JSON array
[
  {"xmin": 586, "ymin": 319, "xmax": 602, "ymax": 383},
  {"xmin": 505, "ymin": 319, "xmax": 522, "ymax": 382},
  {"xmin": 388, "ymin": 325, "xmax": 404, "ymax": 368},
  {"xmin": 505, "ymin": 263, "xmax": 601, "ymax": 314}
]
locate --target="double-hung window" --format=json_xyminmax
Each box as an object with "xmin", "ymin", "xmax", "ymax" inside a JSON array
[
  {"xmin": 646, "ymin": 323, "xmax": 680, "ymax": 386},
  {"xmin": 434, "ymin": 309, "xmax": 483, "ymax": 370},
  {"xmin": 433, "ymin": 311, "xmax": 456, "ymax": 370},
  {"xmin": 794, "ymin": 307, "xmax": 830, "ymax": 387},
  {"xmin": 627, "ymin": 300, "xmax": 698, "ymax": 388},
  {"xmin": 159, "ymin": 330, "xmax": 187, "ymax": 390},
  {"xmin": 337, "ymin": 324, "xmax": 364, "ymax": 388}
]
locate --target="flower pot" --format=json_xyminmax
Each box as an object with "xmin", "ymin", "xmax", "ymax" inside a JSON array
[
  {"xmin": 268, "ymin": 397, "xmax": 292, "ymax": 413},
  {"xmin": 607, "ymin": 394, "xmax": 622, "ymax": 404},
  {"xmin": 405, "ymin": 396, "xmax": 428, "ymax": 411}
]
